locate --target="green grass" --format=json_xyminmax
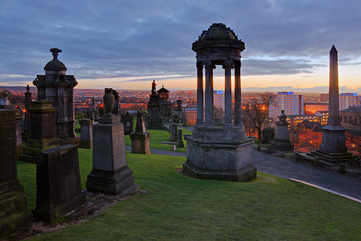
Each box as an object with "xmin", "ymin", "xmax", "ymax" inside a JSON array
[
  {"xmin": 18, "ymin": 148, "xmax": 361, "ymax": 241},
  {"xmin": 126, "ymin": 127, "xmax": 191, "ymax": 153}
]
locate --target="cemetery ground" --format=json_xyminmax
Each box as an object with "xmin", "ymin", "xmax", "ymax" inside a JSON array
[{"xmin": 17, "ymin": 146, "xmax": 361, "ymax": 240}]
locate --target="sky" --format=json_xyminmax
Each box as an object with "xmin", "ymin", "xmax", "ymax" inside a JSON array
[{"xmin": 1, "ymin": 0, "xmax": 361, "ymax": 92}]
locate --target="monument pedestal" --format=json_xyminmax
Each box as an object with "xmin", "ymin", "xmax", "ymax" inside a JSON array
[
  {"xmin": 87, "ymin": 120, "xmax": 137, "ymax": 195},
  {"xmin": 33, "ymin": 144, "xmax": 86, "ymax": 223},
  {"xmin": 270, "ymin": 111, "xmax": 293, "ymax": 152},
  {"xmin": 183, "ymin": 125, "xmax": 257, "ymax": 181}
]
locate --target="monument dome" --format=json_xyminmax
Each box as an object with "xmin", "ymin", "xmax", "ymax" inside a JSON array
[
  {"xmin": 198, "ymin": 23, "xmax": 238, "ymax": 41},
  {"xmin": 44, "ymin": 48, "xmax": 67, "ymax": 72}
]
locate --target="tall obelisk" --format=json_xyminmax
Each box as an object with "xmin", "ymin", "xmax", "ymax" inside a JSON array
[
  {"xmin": 328, "ymin": 45, "xmax": 340, "ymax": 126},
  {"xmin": 318, "ymin": 45, "xmax": 347, "ymax": 154}
]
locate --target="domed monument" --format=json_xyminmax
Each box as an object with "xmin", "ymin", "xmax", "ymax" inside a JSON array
[
  {"xmin": 33, "ymin": 48, "xmax": 78, "ymax": 140},
  {"xmin": 183, "ymin": 23, "xmax": 257, "ymax": 181}
]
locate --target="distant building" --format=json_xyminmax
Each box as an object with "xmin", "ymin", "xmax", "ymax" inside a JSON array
[
  {"xmin": 288, "ymin": 114, "xmax": 321, "ymax": 127},
  {"xmin": 339, "ymin": 93, "xmax": 361, "ymax": 110},
  {"xmin": 213, "ymin": 90, "xmax": 224, "ymax": 110},
  {"xmin": 304, "ymin": 102, "xmax": 328, "ymax": 114},
  {"xmin": 341, "ymin": 106, "xmax": 361, "ymax": 132},
  {"xmin": 315, "ymin": 111, "xmax": 328, "ymax": 126},
  {"xmin": 269, "ymin": 92, "xmax": 304, "ymax": 119}
]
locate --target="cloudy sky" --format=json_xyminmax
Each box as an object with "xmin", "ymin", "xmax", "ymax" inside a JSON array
[{"xmin": 1, "ymin": 0, "xmax": 361, "ymax": 92}]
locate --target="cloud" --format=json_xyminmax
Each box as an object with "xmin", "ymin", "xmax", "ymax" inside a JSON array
[{"xmin": 1, "ymin": 0, "xmax": 361, "ymax": 85}]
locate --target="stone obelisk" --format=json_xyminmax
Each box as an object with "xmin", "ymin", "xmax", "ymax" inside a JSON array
[
  {"xmin": 316, "ymin": 46, "xmax": 352, "ymax": 165},
  {"xmin": 318, "ymin": 45, "xmax": 347, "ymax": 155}
]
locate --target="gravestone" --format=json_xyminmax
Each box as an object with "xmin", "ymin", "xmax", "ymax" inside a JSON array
[
  {"xmin": 176, "ymin": 129, "xmax": 184, "ymax": 148},
  {"xmin": 261, "ymin": 127, "xmax": 275, "ymax": 144},
  {"xmin": 271, "ymin": 110, "xmax": 293, "ymax": 151},
  {"xmin": 122, "ymin": 112, "xmax": 134, "ymax": 135},
  {"xmin": 146, "ymin": 80, "xmax": 163, "ymax": 129},
  {"xmin": 15, "ymin": 110, "xmax": 23, "ymax": 160},
  {"xmin": 169, "ymin": 122, "xmax": 178, "ymax": 142},
  {"xmin": 130, "ymin": 111, "xmax": 151, "ymax": 155},
  {"xmin": 0, "ymin": 108, "xmax": 29, "ymax": 238},
  {"xmin": 33, "ymin": 144, "xmax": 86, "ymax": 222},
  {"xmin": 87, "ymin": 88, "xmax": 137, "ymax": 195},
  {"xmin": 79, "ymin": 119, "xmax": 93, "ymax": 148}
]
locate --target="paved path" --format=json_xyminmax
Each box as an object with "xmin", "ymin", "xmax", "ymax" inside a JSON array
[{"xmin": 145, "ymin": 147, "xmax": 361, "ymax": 201}]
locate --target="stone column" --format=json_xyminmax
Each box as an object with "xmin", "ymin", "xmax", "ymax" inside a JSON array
[
  {"xmin": 223, "ymin": 60, "xmax": 233, "ymax": 126},
  {"xmin": 234, "ymin": 60, "xmax": 242, "ymax": 126},
  {"xmin": 196, "ymin": 62, "xmax": 204, "ymax": 124},
  {"xmin": 205, "ymin": 61, "xmax": 214, "ymax": 125}
]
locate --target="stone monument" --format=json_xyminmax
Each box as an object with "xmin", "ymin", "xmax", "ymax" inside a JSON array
[
  {"xmin": 34, "ymin": 144, "xmax": 86, "ymax": 222},
  {"xmin": 130, "ymin": 111, "xmax": 151, "ymax": 155},
  {"xmin": 158, "ymin": 85, "xmax": 171, "ymax": 123},
  {"xmin": 79, "ymin": 119, "xmax": 93, "ymax": 148},
  {"xmin": 311, "ymin": 46, "xmax": 356, "ymax": 167},
  {"xmin": 121, "ymin": 112, "xmax": 134, "ymax": 135},
  {"xmin": 270, "ymin": 110, "xmax": 293, "ymax": 151},
  {"xmin": 169, "ymin": 121, "xmax": 178, "ymax": 142},
  {"xmin": 146, "ymin": 80, "xmax": 163, "ymax": 129},
  {"xmin": 87, "ymin": 88, "xmax": 137, "ymax": 195},
  {"xmin": 183, "ymin": 23, "xmax": 257, "ymax": 181},
  {"xmin": 23, "ymin": 85, "xmax": 32, "ymax": 140},
  {"xmin": 0, "ymin": 108, "xmax": 29, "ymax": 238},
  {"xmin": 176, "ymin": 129, "xmax": 185, "ymax": 148},
  {"xmin": 33, "ymin": 48, "xmax": 78, "ymax": 141}
]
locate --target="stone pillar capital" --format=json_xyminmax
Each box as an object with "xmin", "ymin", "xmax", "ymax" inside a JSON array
[{"xmin": 223, "ymin": 59, "xmax": 234, "ymax": 69}]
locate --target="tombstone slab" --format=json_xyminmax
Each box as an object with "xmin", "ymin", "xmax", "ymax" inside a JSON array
[
  {"xmin": 0, "ymin": 109, "xmax": 29, "ymax": 238},
  {"xmin": 79, "ymin": 119, "xmax": 93, "ymax": 148},
  {"xmin": 33, "ymin": 144, "xmax": 86, "ymax": 223},
  {"xmin": 130, "ymin": 112, "xmax": 151, "ymax": 155}
]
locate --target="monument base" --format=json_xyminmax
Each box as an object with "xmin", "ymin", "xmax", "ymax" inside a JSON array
[
  {"xmin": 319, "ymin": 125, "xmax": 347, "ymax": 153},
  {"xmin": 130, "ymin": 132, "xmax": 151, "ymax": 155},
  {"xmin": 183, "ymin": 134, "xmax": 257, "ymax": 182},
  {"xmin": 0, "ymin": 181, "xmax": 30, "ymax": 239},
  {"xmin": 270, "ymin": 139, "xmax": 294, "ymax": 152},
  {"xmin": 87, "ymin": 165, "xmax": 138, "ymax": 195}
]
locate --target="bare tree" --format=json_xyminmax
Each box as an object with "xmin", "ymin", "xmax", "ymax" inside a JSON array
[{"xmin": 242, "ymin": 94, "xmax": 274, "ymax": 140}]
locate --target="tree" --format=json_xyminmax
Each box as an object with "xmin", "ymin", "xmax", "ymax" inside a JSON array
[{"xmin": 242, "ymin": 94, "xmax": 274, "ymax": 140}]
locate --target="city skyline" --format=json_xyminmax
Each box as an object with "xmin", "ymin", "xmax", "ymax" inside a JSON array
[{"xmin": 1, "ymin": 1, "xmax": 361, "ymax": 92}]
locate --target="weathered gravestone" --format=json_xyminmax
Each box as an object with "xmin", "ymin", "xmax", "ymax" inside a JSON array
[
  {"xmin": 176, "ymin": 129, "xmax": 185, "ymax": 148},
  {"xmin": 261, "ymin": 127, "xmax": 275, "ymax": 144},
  {"xmin": 87, "ymin": 88, "xmax": 137, "ymax": 195},
  {"xmin": 34, "ymin": 144, "xmax": 86, "ymax": 223},
  {"xmin": 169, "ymin": 122, "xmax": 178, "ymax": 142},
  {"xmin": 130, "ymin": 111, "xmax": 151, "ymax": 155},
  {"xmin": 0, "ymin": 108, "xmax": 29, "ymax": 238},
  {"xmin": 15, "ymin": 109, "xmax": 23, "ymax": 160},
  {"xmin": 122, "ymin": 112, "xmax": 134, "ymax": 135},
  {"xmin": 79, "ymin": 119, "xmax": 93, "ymax": 148}
]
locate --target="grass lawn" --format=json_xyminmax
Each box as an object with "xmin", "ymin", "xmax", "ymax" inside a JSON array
[
  {"xmin": 18, "ymin": 148, "xmax": 361, "ymax": 241},
  {"xmin": 125, "ymin": 127, "xmax": 191, "ymax": 153}
]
